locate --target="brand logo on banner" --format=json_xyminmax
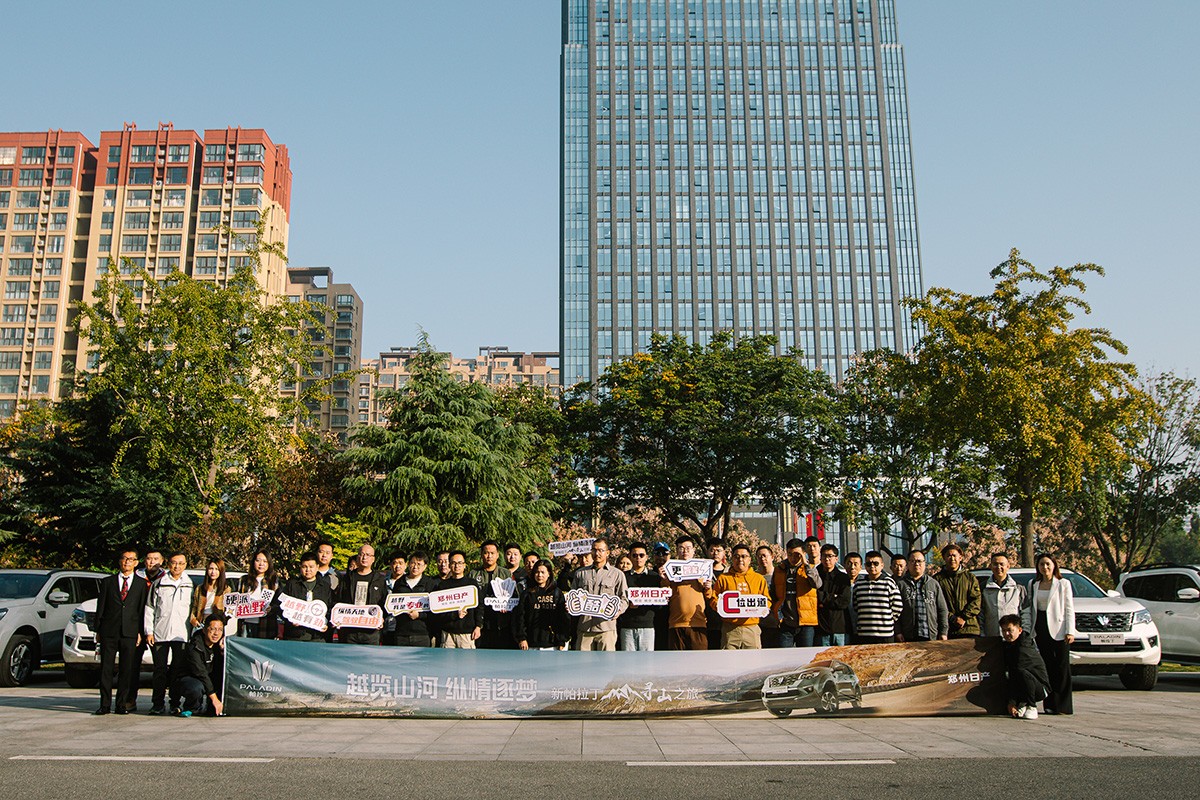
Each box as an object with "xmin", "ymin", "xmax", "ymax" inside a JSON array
[
  {"xmin": 628, "ymin": 587, "xmax": 672, "ymax": 606},
  {"xmin": 225, "ymin": 590, "xmax": 276, "ymax": 620},
  {"xmin": 565, "ymin": 589, "xmax": 622, "ymax": 620},
  {"xmin": 385, "ymin": 593, "xmax": 430, "ymax": 614},
  {"xmin": 331, "ymin": 603, "xmax": 385, "ymax": 629},
  {"xmin": 548, "ymin": 538, "xmax": 595, "ymax": 557},
  {"xmin": 484, "ymin": 577, "xmax": 518, "ymax": 612},
  {"xmin": 663, "ymin": 559, "xmax": 714, "ymax": 583},
  {"xmin": 277, "ymin": 594, "xmax": 328, "ymax": 632},
  {"xmin": 429, "ymin": 585, "xmax": 479, "ymax": 613},
  {"xmin": 251, "ymin": 659, "xmax": 274, "ymax": 683},
  {"xmin": 717, "ymin": 591, "xmax": 771, "ymax": 619}
]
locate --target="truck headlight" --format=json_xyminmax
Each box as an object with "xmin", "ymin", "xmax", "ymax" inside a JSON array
[{"xmin": 1133, "ymin": 609, "xmax": 1152, "ymax": 626}]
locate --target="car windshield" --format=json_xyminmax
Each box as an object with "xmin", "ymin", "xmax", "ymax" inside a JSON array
[
  {"xmin": 0, "ymin": 572, "xmax": 50, "ymax": 599},
  {"xmin": 1010, "ymin": 571, "xmax": 1106, "ymax": 599}
]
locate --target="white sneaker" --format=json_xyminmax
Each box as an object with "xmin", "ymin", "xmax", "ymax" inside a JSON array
[{"xmin": 1020, "ymin": 705, "xmax": 1039, "ymax": 720}]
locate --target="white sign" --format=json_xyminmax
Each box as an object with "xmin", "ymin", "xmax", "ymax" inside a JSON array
[
  {"xmin": 663, "ymin": 559, "xmax": 714, "ymax": 583},
  {"xmin": 385, "ymin": 593, "xmax": 430, "ymax": 615},
  {"xmin": 428, "ymin": 584, "xmax": 479, "ymax": 613},
  {"xmin": 548, "ymin": 538, "xmax": 596, "ymax": 557},
  {"xmin": 716, "ymin": 591, "xmax": 771, "ymax": 619},
  {"xmin": 485, "ymin": 597, "xmax": 520, "ymax": 612},
  {"xmin": 330, "ymin": 603, "xmax": 385, "ymax": 630},
  {"xmin": 627, "ymin": 587, "xmax": 672, "ymax": 606},
  {"xmin": 565, "ymin": 589, "xmax": 622, "ymax": 620},
  {"xmin": 277, "ymin": 594, "xmax": 328, "ymax": 632},
  {"xmin": 224, "ymin": 590, "xmax": 275, "ymax": 620}
]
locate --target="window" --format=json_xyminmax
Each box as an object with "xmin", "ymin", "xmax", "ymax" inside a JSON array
[
  {"xmin": 39, "ymin": 304, "xmax": 56, "ymax": 322},
  {"xmin": 201, "ymin": 189, "xmax": 222, "ymax": 206},
  {"xmin": 198, "ymin": 210, "xmax": 222, "ymax": 229},
  {"xmin": 55, "ymin": 168, "xmax": 72, "ymax": 186},
  {"xmin": 162, "ymin": 212, "xmax": 184, "ymax": 229},
  {"xmin": 7, "ymin": 259, "xmax": 31, "ymax": 275},
  {"xmin": 204, "ymin": 144, "xmax": 226, "ymax": 161},
  {"xmin": 16, "ymin": 192, "xmax": 39, "ymax": 208},
  {"xmin": 105, "ymin": 167, "xmax": 118, "ymax": 184},
  {"xmin": 0, "ymin": 170, "xmax": 10, "ymax": 186},
  {"xmin": 52, "ymin": 191, "xmax": 70, "ymax": 208},
  {"xmin": 3, "ymin": 281, "xmax": 29, "ymax": 298},
  {"xmin": 164, "ymin": 189, "xmax": 186, "ymax": 207},
  {"xmin": 35, "ymin": 328, "xmax": 54, "ymax": 346},
  {"xmin": 0, "ymin": 214, "xmax": 5, "ymax": 231},
  {"xmin": 305, "ymin": 294, "xmax": 327, "ymax": 306},
  {"xmin": 159, "ymin": 234, "xmax": 182, "ymax": 252},
  {"xmin": 57, "ymin": 146, "xmax": 75, "ymax": 163},
  {"xmin": 0, "ymin": 328, "xmax": 23, "ymax": 345},
  {"xmin": 202, "ymin": 166, "xmax": 224, "ymax": 184},
  {"xmin": 22, "ymin": 147, "xmax": 46, "ymax": 164},
  {"xmin": 235, "ymin": 188, "xmax": 260, "ymax": 206},
  {"xmin": 336, "ymin": 294, "xmax": 355, "ymax": 307},
  {"xmin": 13, "ymin": 213, "xmax": 36, "ymax": 230},
  {"xmin": 166, "ymin": 166, "xmax": 188, "ymax": 184},
  {"xmin": 107, "ymin": 145, "xmax": 121, "ymax": 162},
  {"xmin": 124, "ymin": 211, "xmax": 150, "ymax": 229},
  {"xmin": 100, "ymin": 211, "xmax": 114, "ymax": 230},
  {"xmin": 167, "ymin": 144, "xmax": 190, "ymax": 163},
  {"xmin": 231, "ymin": 210, "xmax": 258, "ymax": 228},
  {"xmin": 32, "ymin": 352, "xmax": 51, "ymax": 370},
  {"xmin": 0, "ymin": 147, "xmax": 14, "ymax": 164},
  {"xmin": 49, "ymin": 213, "xmax": 67, "ymax": 230},
  {"xmin": 10, "ymin": 236, "xmax": 33, "ymax": 253},
  {"xmin": 197, "ymin": 234, "xmax": 219, "ymax": 252},
  {"xmin": 194, "ymin": 256, "xmax": 218, "ymax": 274},
  {"xmin": 102, "ymin": 189, "xmax": 115, "ymax": 208},
  {"xmin": 2, "ymin": 305, "xmax": 26, "ymax": 322},
  {"xmin": 235, "ymin": 166, "xmax": 262, "ymax": 184},
  {"xmin": 237, "ymin": 143, "xmax": 265, "ymax": 161},
  {"xmin": 0, "ymin": 377, "xmax": 18, "ymax": 395},
  {"xmin": 31, "ymin": 374, "xmax": 50, "ymax": 394},
  {"xmin": 43, "ymin": 258, "xmax": 61, "ymax": 275},
  {"xmin": 128, "ymin": 167, "xmax": 153, "ymax": 185},
  {"xmin": 46, "ymin": 236, "xmax": 64, "ymax": 253},
  {"xmin": 0, "ymin": 352, "xmax": 21, "ymax": 369},
  {"xmin": 0, "ymin": 191, "xmax": 8, "ymax": 205},
  {"xmin": 156, "ymin": 257, "xmax": 179, "ymax": 274},
  {"xmin": 130, "ymin": 145, "xmax": 156, "ymax": 163},
  {"xmin": 19, "ymin": 169, "xmax": 42, "ymax": 186},
  {"xmin": 121, "ymin": 235, "xmax": 147, "ymax": 253},
  {"xmin": 126, "ymin": 190, "xmax": 151, "ymax": 207}
]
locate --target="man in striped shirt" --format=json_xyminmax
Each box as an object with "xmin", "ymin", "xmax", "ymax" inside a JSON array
[{"xmin": 850, "ymin": 550, "xmax": 903, "ymax": 644}]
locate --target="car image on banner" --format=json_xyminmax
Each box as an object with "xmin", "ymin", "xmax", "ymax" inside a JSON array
[{"xmin": 761, "ymin": 659, "xmax": 863, "ymax": 717}]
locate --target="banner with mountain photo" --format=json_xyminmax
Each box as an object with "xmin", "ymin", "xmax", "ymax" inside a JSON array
[{"xmin": 225, "ymin": 637, "xmax": 1007, "ymax": 719}]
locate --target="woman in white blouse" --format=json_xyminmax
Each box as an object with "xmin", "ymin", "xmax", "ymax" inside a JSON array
[{"xmin": 1032, "ymin": 553, "xmax": 1075, "ymax": 714}]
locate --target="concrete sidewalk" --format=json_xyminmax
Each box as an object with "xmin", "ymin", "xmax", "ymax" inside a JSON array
[{"xmin": 2, "ymin": 673, "xmax": 1198, "ymax": 762}]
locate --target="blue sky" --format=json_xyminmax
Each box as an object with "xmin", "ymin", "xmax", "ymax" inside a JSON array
[{"xmin": 7, "ymin": 1, "xmax": 1197, "ymax": 378}]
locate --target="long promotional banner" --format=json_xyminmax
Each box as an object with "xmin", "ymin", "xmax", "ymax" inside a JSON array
[{"xmin": 225, "ymin": 637, "xmax": 1006, "ymax": 719}]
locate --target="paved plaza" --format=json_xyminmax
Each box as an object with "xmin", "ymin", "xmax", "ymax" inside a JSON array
[{"xmin": 2, "ymin": 672, "xmax": 1198, "ymax": 763}]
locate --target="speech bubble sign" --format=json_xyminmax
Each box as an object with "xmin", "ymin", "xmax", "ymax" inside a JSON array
[
  {"xmin": 716, "ymin": 591, "xmax": 771, "ymax": 619},
  {"xmin": 385, "ymin": 593, "xmax": 430, "ymax": 615},
  {"xmin": 663, "ymin": 559, "xmax": 714, "ymax": 583},
  {"xmin": 428, "ymin": 584, "xmax": 479, "ymax": 614},
  {"xmin": 331, "ymin": 603, "xmax": 385, "ymax": 630},
  {"xmin": 277, "ymin": 593, "xmax": 328, "ymax": 632},
  {"xmin": 565, "ymin": 588, "xmax": 622, "ymax": 620},
  {"xmin": 548, "ymin": 538, "xmax": 596, "ymax": 557},
  {"xmin": 627, "ymin": 587, "xmax": 672, "ymax": 606},
  {"xmin": 224, "ymin": 590, "xmax": 275, "ymax": 620}
]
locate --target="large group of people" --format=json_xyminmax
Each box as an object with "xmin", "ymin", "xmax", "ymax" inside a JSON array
[{"xmin": 92, "ymin": 536, "xmax": 1076, "ymax": 722}]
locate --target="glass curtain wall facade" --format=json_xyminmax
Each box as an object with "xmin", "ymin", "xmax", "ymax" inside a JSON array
[{"xmin": 560, "ymin": 0, "xmax": 924, "ymax": 388}]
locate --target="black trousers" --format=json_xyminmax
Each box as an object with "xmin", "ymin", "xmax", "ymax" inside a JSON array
[
  {"xmin": 478, "ymin": 628, "xmax": 515, "ymax": 650},
  {"xmin": 98, "ymin": 636, "xmax": 139, "ymax": 711},
  {"xmin": 394, "ymin": 634, "xmax": 431, "ymax": 647},
  {"xmin": 852, "ymin": 634, "xmax": 895, "ymax": 645},
  {"xmin": 151, "ymin": 641, "xmax": 185, "ymax": 710},
  {"xmin": 1008, "ymin": 668, "xmax": 1049, "ymax": 708},
  {"xmin": 1035, "ymin": 616, "xmax": 1073, "ymax": 714},
  {"xmin": 339, "ymin": 629, "xmax": 380, "ymax": 646}
]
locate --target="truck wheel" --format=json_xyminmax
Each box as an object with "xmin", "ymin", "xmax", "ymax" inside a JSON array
[
  {"xmin": 1, "ymin": 634, "xmax": 37, "ymax": 687},
  {"xmin": 817, "ymin": 684, "xmax": 840, "ymax": 713},
  {"xmin": 65, "ymin": 665, "xmax": 99, "ymax": 689},
  {"xmin": 1119, "ymin": 664, "xmax": 1158, "ymax": 691}
]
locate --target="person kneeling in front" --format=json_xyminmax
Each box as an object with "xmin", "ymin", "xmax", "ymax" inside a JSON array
[
  {"xmin": 173, "ymin": 614, "xmax": 226, "ymax": 717},
  {"xmin": 1000, "ymin": 613, "xmax": 1050, "ymax": 721}
]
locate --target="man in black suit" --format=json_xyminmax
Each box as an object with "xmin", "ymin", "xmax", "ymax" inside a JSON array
[{"xmin": 94, "ymin": 548, "xmax": 148, "ymax": 715}]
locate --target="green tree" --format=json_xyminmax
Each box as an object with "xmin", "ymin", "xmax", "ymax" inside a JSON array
[
  {"xmin": 492, "ymin": 382, "xmax": 584, "ymax": 519},
  {"xmin": 341, "ymin": 336, "xmax": 555, "ymax": 556},
  {"xmin": 909, "ymin": 250, "xmax": 1139, "ymax": 566},
  {"xmin": 836, "ymin": 349, "xmax": 1000, "ymax": 555},
  {"xmin": 1067, "ymin": 372, "xmax": 1200, "ymax": 582},
  {"xmin": 570, "ymin": 332, "xmax": 838, "ymax": 540}
]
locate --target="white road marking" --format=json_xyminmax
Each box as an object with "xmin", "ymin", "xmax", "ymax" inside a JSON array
[
  {"xmin": 625, "ymin": 759, "xmax": 895, "ymax": 767},
  {"xmin": 10, "ymin": 756, "xmax": 275, "ymax": 763}
]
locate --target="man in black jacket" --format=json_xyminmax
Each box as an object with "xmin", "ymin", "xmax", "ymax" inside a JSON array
[
  {"xmin": 391, "ymin": 551, "xmax": 438, "ymax": 647},
  {"xmin": 174, "ymin": 615, "xmax": 225, "ymax": 717},
  {"xmin": 94, "ymin": 548, "xmax": 149, "ymax": 715},
  {"xmin": 814, "ymin": 544, "xmax": 852, "ymax": 646},
  {"xmin": 337, "ymin": 543, "xmax": 389, "ymax": 645},
  {"xmin": 435, "ymin": 551, "xmax": 482, "ymax": 648},
  {"xmin": 1000, "ymin": 613, "xmax": 1050, "ymax": 721},
  {"xmin": 275, "ymin": 553, "xmax": 333, "ymax": 641}
]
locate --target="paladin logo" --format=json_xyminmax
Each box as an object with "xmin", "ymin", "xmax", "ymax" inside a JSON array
[{"xmin": 251, "ymin": 659, "xmax": 274, "ymax": 683}]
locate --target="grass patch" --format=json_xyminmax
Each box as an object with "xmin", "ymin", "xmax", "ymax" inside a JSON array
[{"xmin": 1160, "ymin": 663, "xmax": 1200, "ymax": 672}]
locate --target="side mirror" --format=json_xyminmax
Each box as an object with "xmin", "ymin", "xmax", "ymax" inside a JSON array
[
  {"xmin": 47, "ymin": 590, "xmax": 70, "ymax": 605},
  {"xmin": 1177, "ymin": 587, "xmax": 1200, "ymax": 602},
  {"xmin": 1106, "ymin": 589, "xmax": 1120, "ymax": 598}
]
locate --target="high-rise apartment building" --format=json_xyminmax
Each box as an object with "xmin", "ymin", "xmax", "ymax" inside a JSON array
[
  {"xmin": 0, "ymin": 124, "xmax": 291, "ymax": 417},
  {"xmin": 560, "ymin": 0, "xmax": 924, "ymax": 387},
  {"xmin": 282, "ymin": 266, "xmax": 364, "ymax": 442}
]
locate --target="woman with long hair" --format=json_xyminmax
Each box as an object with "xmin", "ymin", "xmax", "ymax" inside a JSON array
[
  {"xmin": 1032, "ymin": 552, "xmax": 1075, "ymax": 715},
  {"xmin": 189, "ymin": 558, "xmax": 233, "ymax": 635},
  {"xmin": 237, "ymin": 550, "xmax": 279, "ymax": 639},
  {"xmin": 514, "ymin": 560, "xmax": 570, "ymax": 651}
]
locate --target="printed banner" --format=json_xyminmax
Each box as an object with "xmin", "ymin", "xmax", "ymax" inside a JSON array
[
  {"xmin": 564, "ymin": 589, "xmax": 621, "ymax": 620},
  {"xmin": 331, "ymin": 603, "xmax": 385, "ymax": 630},
  {"xmin": 716, "ymin": 591, "xmax": 771, "ymax": 619},
  {"xmin": 225, "ymin": 637, "xmax": 1007, "ymax": 719},
  {"xmin": 277, "ymin": 594, "xmax": 328, "ymax": 632},
  {"xmin": 627, "ymin": 587, "xmax": 672, "ymax": 606},
  {"xmin": 225, "ymin": 590, "xmax": 276, "ymax": 620},
  {"xmin": 385, "ymin": 593, "xmax": 430, "ymax": 615},
  {"xmin": 662, "ymin": 559, "xmax": 714, "ymax": 583},
  {"xmin": 429, "ymin": 585, "xmax": 479, "ymax": 613},
  {"xmin": 548, "ymin": 538, "xmax": 595, "ymax": 557}
]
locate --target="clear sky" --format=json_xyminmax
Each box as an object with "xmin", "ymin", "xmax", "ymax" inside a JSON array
[{"xmin": 6, "ymin": 1, "xmax": 1197, "ymax": 378}]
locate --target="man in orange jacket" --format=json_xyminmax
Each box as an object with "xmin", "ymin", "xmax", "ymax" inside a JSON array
[
  {"xmin": 770, "ymin": 537, "xmax": 824, "ymax": 647},
  {"xmin": 711, "ymin": 544, "xmax": 771, "ymax": 649}
]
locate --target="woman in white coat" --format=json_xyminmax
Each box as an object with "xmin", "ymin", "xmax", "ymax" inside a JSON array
[{"xmin": 1032, "ymin": 553, "xmax": 1075, "ymax": 714}]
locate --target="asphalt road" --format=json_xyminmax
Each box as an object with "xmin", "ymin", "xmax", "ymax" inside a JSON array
[{"xmin": 2, "ymin": 757, "xmax": 1196, "ymax": 800}]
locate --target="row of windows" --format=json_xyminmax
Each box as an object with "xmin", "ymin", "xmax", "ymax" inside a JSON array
[
  {"xmin": 0, "ymin": 168, "xmax": 73, "ymax": 187},
  {"xmin": 0, "ymin": 146, "xmax": 76, "ymax": 165},
  {"xmin": 106, "ymin": 143, "xmax": 264, "ymax": 164},
  {"xmin": 0, "ymin": 258, "xmax": 62, "ymax": 275},
  {"xmin": 1, "ymin": 304, "xmax": 58, "ymax": 323},
  {"xmin": 97, "ymin": 186, "xmax": 262, "ymax": 210},
  {"xmin": 0, "ymin": 236, "xmax": 66, "ymax": 255},
  {"xmin": 0, "ymin": 374, "xmax": 56, "ymax": 395},
  {"xmin": 0, "ymin": 190, "xmax": 73, "ymax": 209},
  {"xmin": 3, "ymin": 281, "xmax": 59, "ymax": 299},
  {"xmin": 0, "ymin": 351, "xmax": 55, "ymax": 369},
  {"xmin": 105, "ymin": 164, "xmax": 263, "ymax": 187}
]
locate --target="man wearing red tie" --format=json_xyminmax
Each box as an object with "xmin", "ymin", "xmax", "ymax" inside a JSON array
[{"xmin": 94, "ymin": 548, "xmax": 148, "ymax": 715}]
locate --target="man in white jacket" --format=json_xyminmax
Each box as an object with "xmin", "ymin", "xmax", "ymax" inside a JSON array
[{"xmin": 144, "ymin": 553, "xmax": 192, "ymax": 715}]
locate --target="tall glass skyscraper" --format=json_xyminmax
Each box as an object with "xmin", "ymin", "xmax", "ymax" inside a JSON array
[{"xmin": 561, "ymin": 0, "xmax": 924, "ymax": 387}]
